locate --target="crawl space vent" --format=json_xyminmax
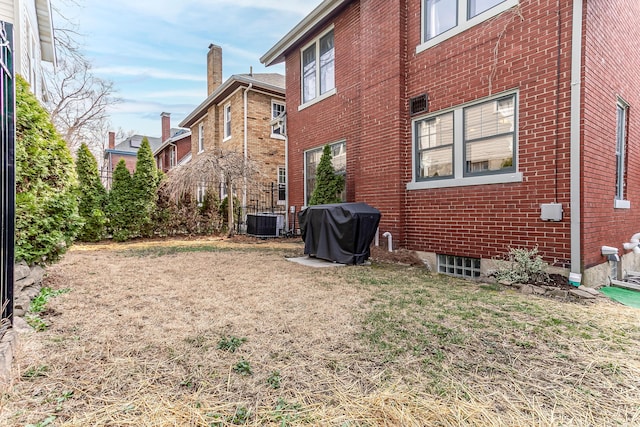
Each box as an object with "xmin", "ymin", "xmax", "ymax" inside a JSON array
[{"xmin": 410, "ymin": 94, "xmax": 428, "ymax": 116}]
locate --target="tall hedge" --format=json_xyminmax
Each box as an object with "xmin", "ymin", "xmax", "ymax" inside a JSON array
[
  {"xmin": 76, "ymin": 143, "xmax": 107, "ymax": 241},
  {"xmin": 106, "ymin": 159, "xmax": 134, "ymax": 241},
  {"xmin": 15, "ymin": 75, "xmax": 81, "ymax": 264},
  {"xmin": 131, "ymin": 137, "xmax": 159, "ymax": 237},
  {"xmin": 308, "ymin": 144, "xmax": 345, "ymax": 205}
]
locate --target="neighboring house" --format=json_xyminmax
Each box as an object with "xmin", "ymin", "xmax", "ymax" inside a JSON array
[
  {"xmin": 102, "ymin": 132, "xmax": 162, "ymax": 187},
  {"xmin": 154, "ymin": 112, "xmax": 191, "ymax": 174},
  {"xmin": 0, "ymin": 0, "xmax": 55, "ymax": 101},
  {"xmin": 179, "ymin": 44, "xmax": 286, "ymax": 215},
  {"xmin": 261, "ymin": 0, "xmax": 640, "ymax": 287}
]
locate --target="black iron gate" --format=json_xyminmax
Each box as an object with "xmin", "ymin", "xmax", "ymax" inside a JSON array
[{"xmin": 0, "ymin": 20, "xmax": 15, "ymax": 332}]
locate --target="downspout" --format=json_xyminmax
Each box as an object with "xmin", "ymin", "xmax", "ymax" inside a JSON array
[
  {"xmin": 570, "ymin": 0, "xmax": 584, "ymax": 273},
  {"xmin": 284, "ymin": 115, "xmax": 289, "ymax": 231},
  {"xmin": 243, "ymin": 83, "xmax": 253, "ymax": 223}
]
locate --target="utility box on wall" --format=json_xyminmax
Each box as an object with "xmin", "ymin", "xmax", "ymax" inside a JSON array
[{"xmin": 540, "ymin": 203, "xmax": 563, "ymax": 222}]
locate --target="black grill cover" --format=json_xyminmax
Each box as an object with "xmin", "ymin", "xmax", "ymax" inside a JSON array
[{"xmin": 298, "ymin": 202, "xmax": 381, "ymax": 264}]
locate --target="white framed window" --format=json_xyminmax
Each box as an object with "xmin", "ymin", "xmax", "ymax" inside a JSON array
[
  {"xmin": 224, "ymin": 103, "xmax": 232, "ymax": 140},
  {"xmin": 300, "ymin": 27, "xmax": 335, "ymax": 109},
  {"xmin": 615, "ymin": 98, "xmax": 630, "ymax": 209},
  {"xmin": 304, "ymin": 140, "xmax": 346, "ymax": 205},
  {"xmin": 271, "ymin": 100, "xmax": 286, "ymax": 138},
  {"xmin": 170, "ymin": 146, "xmax": 176, "ymax": 168},
  {"xmin": 196, "ymin": 182, "xmax": 207, "ymax": 207},
  {"xmin": 278, "ymin": 166, "xmax": 286, "ymax": 203},
  {"xmin": 419, "ymin": 0, "xmax": 518, "ymax": 52},
  {"xmin": 409, "ymin": 91, "xmax": 521, "ymax": 190},
  {"xmin": 198, "ymin": 123, "xmax": 204, "ymax": 153}
]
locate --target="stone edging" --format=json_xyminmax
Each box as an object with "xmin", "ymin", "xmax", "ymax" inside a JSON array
[{"xmin": 0, "ymin": 261, "xmax": 43, "ymax": 388}]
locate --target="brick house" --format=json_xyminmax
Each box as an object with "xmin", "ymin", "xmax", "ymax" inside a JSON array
[
  {"xmin": 261, "ymin": 0, "xmax": 640, "ymax": 287},
  {"xmin": 179, "ymin": 44, "xmax": 287, "ymax": 216},
  {"xmin": 102, "ymin": 132, "xmax": 162, "ymax": 187},
  {"xmin": 154, "ymin": 112, "xmax": 192, "ymax": 174}
]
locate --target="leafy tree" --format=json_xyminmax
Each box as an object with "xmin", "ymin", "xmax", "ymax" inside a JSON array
[
  {"xmin": 132, "ymin": 137, "xmax": 159, "ymax": 237},
  {"xmin": 75, "ymin": 143, "xmax": 107, "ymax": 241},
  {"xmin": 14, "ymin": 75, "xmax": 81, "ymax": 264},
  {"xmin": 308, "ymin": 144, "xmax": 345, "ymax": 205},
  {"xmin": 106, "ymin": 159, "xmax": 134, "ymax": 241}
]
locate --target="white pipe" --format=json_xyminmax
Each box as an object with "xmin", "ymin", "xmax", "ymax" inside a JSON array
[
  {"xmin": 374, "ymin": 228, "xmax": 379, "ymax": 246},
  {"xmin": 382, "ymin": 232, "xmax": 392, "ymax": 252},
  {"xmin": 623, "ymin": 232, "xmax": 640, "ymax": 250},
  {"xmin": 569, "ymin": 0, "xmax": 583, "ymax": 274},
  {"xmin": 242, "ymin": 83, "xmax": 253, "ymax": 218}
]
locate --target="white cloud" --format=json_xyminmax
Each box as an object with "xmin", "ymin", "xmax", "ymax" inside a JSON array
[{"xmin": 93, "ymin": 66, "xmax": 206, "ymax": 82}]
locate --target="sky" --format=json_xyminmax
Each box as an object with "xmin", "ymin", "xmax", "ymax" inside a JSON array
[{"xmin": 53, "ymin": 0, "xmax": 318, "ymax": 140}]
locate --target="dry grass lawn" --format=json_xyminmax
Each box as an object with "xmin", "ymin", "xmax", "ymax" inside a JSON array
[{"xmin": 1, "ymin": 237, "xmax": 639, "ymax": 426}]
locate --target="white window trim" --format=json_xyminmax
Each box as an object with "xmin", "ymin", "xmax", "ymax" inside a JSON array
[
  {"xmin": 197, "ymin": 122, "xmax": 205, "ymax": 153},
  {"xmin": 417, "ymin": 0, "xmax": 519, "ymax": 53},
  {"xmin": 615, "ymin": 97, "xmax": 630, "ymax": 209},
  {"xmin": 271, "ymin": 100, "xmax": 286, "ymax": 139},
  {"xmin": 223, "ymin": 103, "xmax": 232, "ymax": 141},
  {"xmin": 408, "ymin": 90, "xmax": 522, "ymax": 190},
  {"xmin": 299, "ymin": 25, "xmax": 336, "ymax": 110}
]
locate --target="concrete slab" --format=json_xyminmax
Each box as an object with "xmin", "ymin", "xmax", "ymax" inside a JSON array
[{"xmin": 286, "ymin": 256, "xmax": 347, "ymax": 268}]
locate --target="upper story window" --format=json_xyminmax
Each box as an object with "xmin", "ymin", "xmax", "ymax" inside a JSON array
[
  {"xmin": 170, "ymin": 146, "xmax": 176, "ymax": 168},
  {"xmin": 198, "ymin": 123, "xmax": 204, "ymax": 153},
  {"xmin": 419, "ymin": 0, "xmax": 517, "ymax": 52},
  {"xmin": 409, "ymin": 91, "xmax": 521, "ymax": 190},
  {"xmin": 615, "ymin": 98, "xmax": 630, "ymax": 208},
  {"xmin": 271, "ymin": 100, "xmax": 286, "ymax": 138},
  {"xmin": 224, "ymin": 103, "xmax": 232, "ymax": 140},
  {"xmin": 300, "ymin": 27, "xmax": 335, "ymax": 108}
]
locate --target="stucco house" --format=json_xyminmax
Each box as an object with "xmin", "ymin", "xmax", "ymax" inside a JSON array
[
  {"xmin": 179, "ymin": 44, "xmax": 287, "ymax": 217},
  {"xmin": 261, "ymin": 0, "xmax": 640, "ymax": 287},
  {"xmin": 0, "ymin": 0, "xmax": 55, "ymax": 101}
]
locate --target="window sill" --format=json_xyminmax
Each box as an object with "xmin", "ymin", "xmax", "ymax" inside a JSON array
[
  {"xmin": 197, "ymin": 149, "xmax": 204, "ymax": 154},
  {"xmin": 223, "ymin": 136, "xmax": 231, "ymax": 142},
  {"xmin": 407, "ymin": 172, "xmax": 523, "ymax": 190},
  {"xmin": 271, "ymin": 134, "xmax": 286, "ymax": 140},
  {"xmin": 614, "ymin": 199, "xmax": 631, "ymax": 209},
  {"xmin": 416, "ymin": 0, "xmax": 519, "ymax": 54},
  {"xmin": 298, "ymin": 88, "xmax": 337, "ymax": 111}
]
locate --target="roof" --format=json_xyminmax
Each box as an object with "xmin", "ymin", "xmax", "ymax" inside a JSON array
[
  {"xmin": 104, "ymin": 134, "xmax": 163, "ymax": 157},
  {"xmin": 153, "ymin": 128, "xmax": 192, "ymax": 156},
  {"xmin": 179, "ymin": 73, "xmax": 286, "ymax": 128},
  {"xmin": 260, "ymin": 0, "xmax": 350, "ymax": 66},
  {"xmin": 35, "ymin": 0, "xmax": 56, "ymax": 65}
]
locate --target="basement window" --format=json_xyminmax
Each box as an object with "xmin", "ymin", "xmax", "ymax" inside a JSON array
[{"xmin": 438, "ymin": 254, "xmax": 481, "ymax": 278}]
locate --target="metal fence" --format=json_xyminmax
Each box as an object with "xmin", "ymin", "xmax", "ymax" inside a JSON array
[{"xmin": 0, "ymin": 20, "xmax": 15, "ymax": 333}]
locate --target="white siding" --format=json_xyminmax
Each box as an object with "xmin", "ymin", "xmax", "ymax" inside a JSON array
[{"xmin": 0, "ymin": 1, "xmax": 14, "ymax": 24}]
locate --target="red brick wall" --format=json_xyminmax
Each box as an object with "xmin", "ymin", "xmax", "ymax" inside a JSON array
[
  {"xmin": 582, "ymin": 0, "xmax": 640, "ymax": 268},
  {"xmin": 176, "ymin": 134, "xmax": 192, "ymax": 163},
  {"xmin": 285, "ymin": 0, "xmax": 578, "ymax": 266},
  {"xmin": 402, "ymin": 0, "xmax": 574, "ymax": 265},
  {"xmin": 286, "ymin": 2, "xmax": 363, "ymax": 212},
  {"xmin": 110, "ymin": 153, "xmax": 137, "ymax": 175}
]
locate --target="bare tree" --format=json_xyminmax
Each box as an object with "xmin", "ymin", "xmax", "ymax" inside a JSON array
[
  {"xmin": 162, "ymin": 149, "xmax": 261, "ymax": 235},
  {"xmin": 45, "ymin": 0, "xmax": 120, "ymax": 153}
]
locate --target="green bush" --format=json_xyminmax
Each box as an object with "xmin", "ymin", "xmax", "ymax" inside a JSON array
[
  {"xmin": 494, "ymin": 246, "xmax": 550, "ymax": 284},
  {"xmin": 15, "ymin": 75, "xmax": 81, "ymax": 264},
  {"xmin": 131, "ymin": 137, "xmax": 159, "ymax": 237},
  {"xmin": 106, "ymin": 160, "xmax": 134, "ymax": 241},
  {"xmin": 308, "ymin": 144, "xmax": 344, "ymax": 206},
  {"xmin": 76, "ymin": 143, "xmax": 107, "ymax": 241}
]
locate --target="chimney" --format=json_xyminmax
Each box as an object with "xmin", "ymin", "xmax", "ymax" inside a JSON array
[
  {"xmin": 207, "ymin": 43, "xmax": 223, "ymax": 96},
  {"xmin": 161, "ymin": 112, "xmax": 171, "ymax": 142},
  {"xmin": 108, "ymin": 131, "xmax": 115, "ymax": 149}
]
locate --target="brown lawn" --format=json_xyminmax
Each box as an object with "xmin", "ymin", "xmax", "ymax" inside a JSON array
[{"xmin": 1, "ymin": 237, "xmax": 639, "ymax": 426}]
